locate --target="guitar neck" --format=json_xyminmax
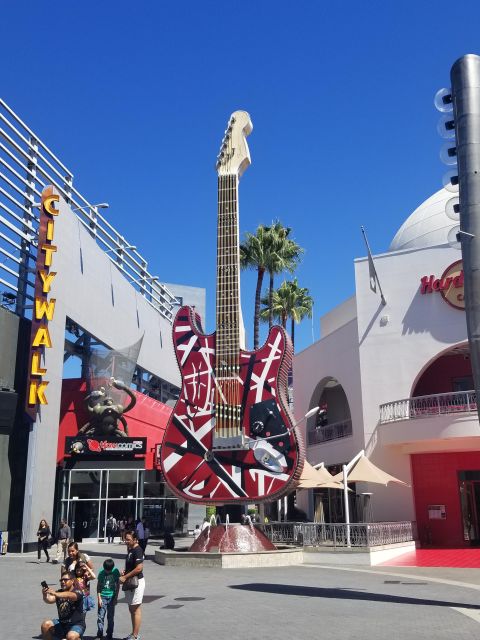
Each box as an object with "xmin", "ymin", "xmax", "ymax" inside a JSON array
[{"xmin": 216, "ymin": 174, "xmax": 241, "ymax": 372}]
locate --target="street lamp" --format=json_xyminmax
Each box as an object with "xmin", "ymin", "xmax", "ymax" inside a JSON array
[{"xmin": 32, "ymin": 201, "xmax": 109, "ymax": 211}]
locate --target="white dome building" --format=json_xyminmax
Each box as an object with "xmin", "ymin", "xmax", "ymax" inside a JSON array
[{"xmin": 390, "ymin": 188, "xmax": 456, "ymax": 251}]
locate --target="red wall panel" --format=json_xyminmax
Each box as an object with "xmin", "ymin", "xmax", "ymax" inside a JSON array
[
  {"xmin": 413, "ymin": 354, "xmax": 472, "ymax": 396},
  {"xmin": 57, "ymin": 379, "xmax": 172, "ymax": 469},
  {"xmin": 412, "ymin": 451, "xmax": 480, "ymax": 546}
]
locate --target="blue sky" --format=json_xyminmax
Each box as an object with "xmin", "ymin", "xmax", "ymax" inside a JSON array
[{"xmin": 1, "ymin": 1, "xmax": 479, "ymax": 352}]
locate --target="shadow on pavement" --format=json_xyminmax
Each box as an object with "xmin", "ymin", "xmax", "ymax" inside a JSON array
[{"xmin": 229, "ymin": 583, "xmax": 480, "ymax": 609}]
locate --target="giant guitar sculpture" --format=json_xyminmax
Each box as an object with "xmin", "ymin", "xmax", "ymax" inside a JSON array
[{"xmin": 160, "ymin": 111, "xmax": 304, "ymax": 503}]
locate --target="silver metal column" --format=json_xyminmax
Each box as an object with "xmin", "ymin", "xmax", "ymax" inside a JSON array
[{"xmin": 451, "ymin": 54, "xmax": 480, "ymax": 423}]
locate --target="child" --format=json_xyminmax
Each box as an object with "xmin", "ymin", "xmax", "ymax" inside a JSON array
[
  {"xmin": 74, "ymin": 561, "xmax": 96, "ymax": 613},
  {"xmin": 96, "ymin": 557, "xmax": 120, "ymax": 640}
]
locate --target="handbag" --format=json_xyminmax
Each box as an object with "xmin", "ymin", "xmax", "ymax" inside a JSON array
[{"xmin": 122, "ymin": 575, "xmax": 139, "ymax": 591}]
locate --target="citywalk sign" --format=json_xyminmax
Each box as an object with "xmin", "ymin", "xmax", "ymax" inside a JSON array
[
  {"xmin": 420, "ymin": 260, "xmax": 465, "ymax": 310},
  {"xmin": 26, "ymin": 186, "xmax": 59, "ymax": 415}
]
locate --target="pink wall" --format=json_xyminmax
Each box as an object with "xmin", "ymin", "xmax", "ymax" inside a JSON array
[
  {"xmin": 58, "ymin": 379, "xmax": 172, "ymax": 469},
  {"xmin": 411, "ymin": 452, "xmax": 480, "ymax": 547},
  {"xmin": 413, "ymin": 354, "xmax": 472, "ymax": 397}
]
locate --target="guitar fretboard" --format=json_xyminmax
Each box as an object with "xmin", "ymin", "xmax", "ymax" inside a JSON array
[{"xmin": 215, "ymin": 174, "xmax": 241, "ymax": 438}]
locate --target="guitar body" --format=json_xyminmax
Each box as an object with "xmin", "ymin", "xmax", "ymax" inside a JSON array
[{"xmin": 160, "ymin": 306, "xmax": 304, "ymax": 503}]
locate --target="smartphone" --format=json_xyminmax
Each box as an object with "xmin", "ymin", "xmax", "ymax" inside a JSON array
[{"xmin": 41, "ymin": 580, "xmax": 49, "ymax": 589}]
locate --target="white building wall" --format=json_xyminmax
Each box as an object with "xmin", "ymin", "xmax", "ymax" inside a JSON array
[
  {"xmin": 353, "ymin": 244, "xmax": 469, "ymax": 522},
  {"xmin": 293, "ymin": 238, "xmax": 477, "ymax": 524},
  {"xmin": 294, "ymin": 317, "xmax": 364, "ymax": 516},
  {"xmin": 22, "ymin": 196, "xmax": 194, "ymax": 545}
]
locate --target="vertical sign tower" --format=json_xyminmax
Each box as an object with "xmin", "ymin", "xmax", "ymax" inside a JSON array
[{"xmin": 451, "ymin": 54, "xmax": 480, "ymax": 423}]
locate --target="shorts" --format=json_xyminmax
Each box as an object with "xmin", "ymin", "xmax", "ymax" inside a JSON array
[
  {"xmin": 124, "ymin": 577, "xmax": 145, "ymax": 606},
  {"xmin": 52, "ymin": 618, "xmax": 85, "ymax": 638}
]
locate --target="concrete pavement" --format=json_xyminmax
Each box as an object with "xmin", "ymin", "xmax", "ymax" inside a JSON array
[{"xmin": 4, "ymin": 540, "xmax": 480, "ymax": 640}]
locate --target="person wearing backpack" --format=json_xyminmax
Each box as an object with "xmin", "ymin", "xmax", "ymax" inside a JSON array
[{"xmin": 106, "ymin": 515, "xmax": 117, "ymax": 544}]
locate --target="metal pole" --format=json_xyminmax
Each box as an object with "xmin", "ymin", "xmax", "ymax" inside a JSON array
[
  {"xmin": 343, "ymin": 465, "xmax": 350, "ymax": 547},
  {"xmin": 451, "ymin": 54, "xmax": 480, "ymax": 424}
]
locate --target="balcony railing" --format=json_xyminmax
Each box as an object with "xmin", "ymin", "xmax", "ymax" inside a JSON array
[
  {"xmin": 307, "ymin": 418, "xmax": 352, "ymax": 445},
  {"xmin": 258, "ymin": 521, "xmax": 413, "ymax": 548},
  {"xmin": 0, "ymin": 98, "xmax": 176, "ymax": 322},
  {"xmin": 379, "ymin": 390, "xmax": 477, "ymax": 424}
]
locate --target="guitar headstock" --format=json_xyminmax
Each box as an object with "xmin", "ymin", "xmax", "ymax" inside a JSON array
[{"xmin": 216, "ymin": 110, "xmax": 253, "ymax": 178}]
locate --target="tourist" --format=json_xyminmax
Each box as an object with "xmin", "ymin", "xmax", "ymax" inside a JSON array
[
  {"xmin": 120, "ymin": 530, "xmax": 145, "ymax": 640},
  {"xmin": 96, "ymin": 558, "xmax": 120, "ymax": 640},
  {"xmin": 193, "ymin": 524, "xmax": 201, "ymax": 539},
  {"xmin": 54, "ymin": 519, "xmax": 71, "ymax": 564},
  {"xmin": 106, "ymin": 514, "xmax": 117, "ymax": 544},
  {"xmin": 63, "ymin": 541, "xmax": 95, "ymax": 575},
  {"xmin": 135, "ymin": 518, "xmax": 145, "ymax": 553},
  {"xmin": 41, "ymin": 570, "xmax": 85, "ymax": 640},
  {"xmin": 37, "ymin": 519, "xmax": 51, "ymax": 563},
  {"xmin": 142, "ymin": 520, "xmax": 150, "ymax": 556},
  {"xmin": 118, "ymin": 517, "xmax": 126, "ymax": 543},
  {"xmin": 74, "ymin": 561, "xmax": 96, "ymax": 613}
]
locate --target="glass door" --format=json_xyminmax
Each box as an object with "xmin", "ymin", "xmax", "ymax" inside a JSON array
[
  {"xmin": 460, "ymin": 479, "xmax": 480, "ymax": 544},
  {"xmin": 70, "ymin": 500, "xmax": 100, "ymax": 541}
]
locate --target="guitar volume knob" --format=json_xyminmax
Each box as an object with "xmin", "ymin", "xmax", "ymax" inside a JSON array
[{"xmin": 251, "ymin": 420, "xmax": 265, "ymax": 435}]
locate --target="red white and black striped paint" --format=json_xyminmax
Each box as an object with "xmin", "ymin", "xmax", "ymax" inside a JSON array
[{"xmin": 160, "ymin": 306, "xmax": 304, "ymax": 503}]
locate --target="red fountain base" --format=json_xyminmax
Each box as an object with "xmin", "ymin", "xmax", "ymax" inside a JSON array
[{"xmin": 189, "ymin": 524, "xmax": 276, "ymax": 553}]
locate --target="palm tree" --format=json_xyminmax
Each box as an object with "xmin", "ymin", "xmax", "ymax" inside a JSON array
[
  {"xmin": 260, "ymin": 278, "xmax": 313, "ymax": 351},
  {"xmin": 240, "ymin": 222, "xmax": 303, "ymax": 349},
  {"xmin": 240, "ymin": 224, "xmax": 271, "ymax": 350},
  {"xmin": 265, "ymin": 222, "xmax": 303, "ymax": 330}
]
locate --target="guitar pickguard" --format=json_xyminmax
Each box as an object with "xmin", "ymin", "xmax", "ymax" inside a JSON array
[{"xmin": 160, "ymin": 306, "xmax": 304, "ymax": 503}]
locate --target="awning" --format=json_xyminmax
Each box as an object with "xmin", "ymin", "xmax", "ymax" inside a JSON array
[
  {"xmin": 333, "ymin": 455, "xmax": 409, "ymax": 486},
  {"xmin": 298, "ymin": 460, "xmax": 346, "ymax": 490}
]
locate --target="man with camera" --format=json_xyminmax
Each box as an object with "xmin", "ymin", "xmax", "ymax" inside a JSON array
[{"xmin": 41, "ymin": 571, "xmax": 85, "ymax": 639}]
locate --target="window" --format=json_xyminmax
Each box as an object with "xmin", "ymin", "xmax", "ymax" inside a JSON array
[
  {"xmin": 453, "ymin": 376, "xmax": 474, "ymax": 392},
  {"xmin": 69, "ymin": 470, "xmax": 101, "ymax": 499}
]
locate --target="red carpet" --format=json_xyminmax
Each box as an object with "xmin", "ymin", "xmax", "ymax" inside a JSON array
[{"xmin": 381, "ymin": 548, "xmax": 480, "ymax": 568}]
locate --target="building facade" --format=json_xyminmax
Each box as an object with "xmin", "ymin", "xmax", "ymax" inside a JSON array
[
  {"xmin": 0, "ymin": 101, "xmax": 206, "ymax": 550},
  {"xmin": 294, "ymin": 188, "xmax": 480, "ymax": 547}
]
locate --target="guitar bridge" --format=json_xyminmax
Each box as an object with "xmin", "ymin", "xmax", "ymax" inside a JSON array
[{"xmin": 212, "ymin": 433, "xmax": 246, "ymax": 451}]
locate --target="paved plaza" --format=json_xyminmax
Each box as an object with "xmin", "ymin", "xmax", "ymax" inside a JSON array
[{"xmin": 5, "ymin": 541, "xmax": 480, "ymax": 640}]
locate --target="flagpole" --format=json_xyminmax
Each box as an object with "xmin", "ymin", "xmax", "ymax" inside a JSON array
[{"xmin": 361, "ymin": 226, "xmax": 386, "ymax": 306}]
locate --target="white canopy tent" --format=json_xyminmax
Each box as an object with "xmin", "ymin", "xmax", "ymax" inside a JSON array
[
  {"xmin": 298, "ymin": 460, "xmax": 346, "ymax": 490},
  {"xmin": 333, "ymin": 450, "xmax": 409, "ymax": 545}
]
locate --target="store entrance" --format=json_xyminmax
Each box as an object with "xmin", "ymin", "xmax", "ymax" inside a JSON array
[
  {"xmin": 106, "ymin": 500, "xmax": 137, "ymax": 533},
  {"xmin": 459, "ymin": 472, "xmax": 480, "ymax": 545},
  {"xmin": 70, "ymin": 501, "xmax": 99, "ymax": 542}
]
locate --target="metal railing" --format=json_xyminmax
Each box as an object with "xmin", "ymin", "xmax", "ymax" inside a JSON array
[
  {"xmin": 379, "ymin": 390, "xmax": 477, "ymax": 423},
  {"xmin": 0, "ymin": 98, "xmax": 176, "ymax": 321},
  {"xmin": 307, "ymin": 418, "xmax": 352, "ymax": 445},
  {"xmin": 259, "ymin": 521, "xmax": 413, "ymax": 548}
]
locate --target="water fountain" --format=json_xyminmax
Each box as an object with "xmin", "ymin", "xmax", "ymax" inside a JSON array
[{"xmin": 189, "ymin": 513, "xmax": 276, "ymax": 554}]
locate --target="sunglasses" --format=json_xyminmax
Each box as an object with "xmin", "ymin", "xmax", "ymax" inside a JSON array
[{"xmin": 60, "ymin": 578, "xmax": 71, "ymax": 583}]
